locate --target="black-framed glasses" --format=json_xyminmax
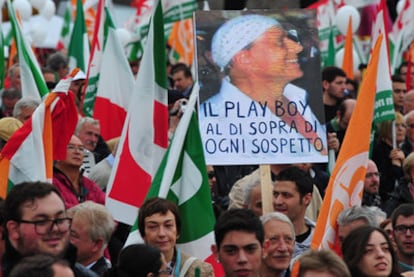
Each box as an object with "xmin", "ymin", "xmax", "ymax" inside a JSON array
[
  {"xmin": 18, "ymin": 217, "xmax": 72, "ymax": 235},
  {"xmin": 365, "ymin": 172, "xmax": 381, "ymax": 179},
  {"xmin": 394, "ymin": 225, "xmax": 414, "ymax": 234}
]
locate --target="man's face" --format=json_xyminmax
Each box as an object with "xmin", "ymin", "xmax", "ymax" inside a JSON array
[
  {"xmin": 2, "ymin": 97, "xmax": 19, "ymax": 112},
  {"xmin": 272, "ymin": 181, "xmax": 310, "ymax": 223},
  {"xmin": 10, "ymin": 67, "xmax": 21, "ymax": 90},
  {"xmin": 16, "ymin": 106, "xmax": 36, "ymax": 123},
  {"xmin": 143, "ymin": 211, "xmax": 178, "ymax": 259},
  {"xmin": 247, "ymin": 185, "xmax": 262, "ymax": 217},
  {"xmin": 393, "ymin": 215, "xmax": 414, "ymax": 259},
  {"xmin": 364, "ymin": 161, "xmax": 380, "ymax": 195},
  {"xmin": 404, "ymin": 91, "xmax": 414, "ymax": 114},
  {"xmin": 212, "ymin": 230, "xmax": 262, "ymax": 277},
  {"xmin": 7, "ymin": 192, "xmax": 69, "ymax": 257},
  {"xmin": 70, "ymin": 216, "xmax": 96, "ymax": 265},
  {"xmin": 172, "ymin": 71, "xmax": 193, "ymax": 93},
  {"xmin": 392, "ymin": 81, "xmax": 407, "ymax": 109},
  {"xmin": 64, "ymin": 136, "xmax": 84, "ymax": 168},
  {"xmin": 243, "ymin": 27, "xmax": 303, "ymax": 83},
  {"xmin": 324, "ymin": 76, "xmax": 346, "ymax": 101},
  {"xmin": 77, "ymin": 123, "xmax": 100, "ymax": 152},
  {"xmin": 262, "ymin": 220, "xmax": 294, "ymax": 273},
  {"xmin": 337, "ymin": 218, "xmax": 367, "ymax": 243}
]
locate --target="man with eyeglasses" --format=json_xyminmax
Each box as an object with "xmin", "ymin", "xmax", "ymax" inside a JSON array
[
  {"xmin": 2, "ymin": 181, "xmax": 97, "ymax": 277},
  {"xmin": 53, "ymin": 135, "xmax": 105, "ymax": 209},
  {"xmin": 362, "ymin": 160, "xmax": 382, "ymax": 207},
  {"xmin": 260, "ymin": 212, "xmax": 294, "ymax": 277},
  {"xmin": 391, "ymin": 203, "xmax": 414, "ymax": 273}
]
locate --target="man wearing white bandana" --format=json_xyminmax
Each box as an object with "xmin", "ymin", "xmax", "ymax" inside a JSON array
[{"xmin": 199, "ymin": 14, "xmax": 327, "ymax": 164}]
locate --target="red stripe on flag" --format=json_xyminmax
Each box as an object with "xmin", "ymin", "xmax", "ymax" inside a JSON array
[
  {"xmin": 107, "ymin": 131, "xmax": 152, "ymax": 206},
  {"xmin": 153, "ymin": 100, "xmax": 168, "ymax": 148},
  {"xmin": 94, "ymin": 97, "xmax": 127, "ymax": 141},
  {"xmin": 0, "ymin": 121, "xmax": 33, "ymax": 160}
]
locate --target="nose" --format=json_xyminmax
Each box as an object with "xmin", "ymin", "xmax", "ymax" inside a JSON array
[
  {"xmin": 285, "ymin": 38, "xmax": 303, "ymax": 54},
  {"xmin": 158, "ymin": 226, "xmax": 167, "ymax": 236},
  {"xmin": 238, "ymin": 250, "xmax": 248, "ymax": 264}
]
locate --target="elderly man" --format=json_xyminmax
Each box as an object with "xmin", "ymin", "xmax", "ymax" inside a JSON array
[
  {"xmin": 68, "ymin": 201, "xmax": 115, "ymax": 276},
  {"xmin": 199, "ymin": 14, "xmax": 327, "ymax": 164},
  {"xmin": 12, "ymin": 97, "xmax": 40, "ymax": 123},
  {"xmin": 261, "ymin": 212, "xmax": 295, "ymax": 277}
]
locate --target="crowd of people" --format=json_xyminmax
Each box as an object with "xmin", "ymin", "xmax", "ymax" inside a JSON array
[{"xmin": 2, "ymin": 6, "xmax": 414, "ymax": 277}]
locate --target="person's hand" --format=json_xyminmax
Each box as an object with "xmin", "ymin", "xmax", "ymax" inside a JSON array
[
  {"xmin": 327, "ymin": 132, "xmax": 340, "ymax": 152},
  {"xmin": 389, "ymin": 148, "xmax": 405, "ymax": 167},
  {"xmin": 169, "ymin": 98, "xmax": 188, "ymax": 118}
]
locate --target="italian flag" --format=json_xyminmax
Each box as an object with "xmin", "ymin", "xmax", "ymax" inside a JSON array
[
  {"xmin": 68, "ymin": 0, "xmax": 90, "ymax": 71},
  {"xmin": 7, "ymin": 0, "xmax": 48, "ymax": 100},
  {"xmin": 0, "ymin": 71, "xmax": 79, "ymax": 198},
  {"xmin": 105, "ymin": 0, "xmax": 169, "ymax": 225},
  {"xmin": 126, "ymin": 89, "xmax": 223, "ymax": 275},
  {"xmin": 90, "ymin": 7, "xmax": 134, "ymax": 140}
]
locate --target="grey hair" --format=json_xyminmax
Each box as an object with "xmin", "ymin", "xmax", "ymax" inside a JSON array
[
  {"xmin": 67, "ymin": 201, "xmax": 115, "ymax": 250},
  {"xmin": 261, "ymin": 212, "xmax": 295, "ymax": 240},
  {"xmin": 337, "ymin": 206, "xmax": 378, "ymax": 227},
  {"xmin": 75, "ymin": 117, "xmax": 100, "ymax": 135},
  {"xmin": 8, "ymin": 63, "xmax": 20, "ymax": 78},
  {"xmin": 404, "ymin": 110, "xmax": 414, "ymax": 124},
  {"xmin": 13, "ymin": 97, "xmax": 40, "ymax": 118},
  {"xmin": 242, "ymin": 170, "xmax": 261, "ymax": 208}
]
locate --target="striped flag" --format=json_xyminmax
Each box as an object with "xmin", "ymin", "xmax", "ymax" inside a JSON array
[
  {"xmin": 82, "ymin": 0, "xmax": 105, "ymax": 116},
  {"xmin": 92, "ymin": 7, "xmax": 134, "ymax": 140},
  {"xmin": 167, "ymin": 18, "xmax": 194, "ymax": 65},
  {"xmin": 372, "ymin": 0, "xmax": 395, "ymax": 124},
  {"xmin": 7, "ymin": 0, "xmax": 48, "ymax": 100},
  {"xmin": 58, "ymin": 2, "xmax": 72, "ymax": 50},
  {"xmin": 342, "ymin": 16, "xmax": 354, "ymax": 79},
  {"xmin": 311, "ymin": 34, "xmax": 383, "ymax": 253},
  {"xmin": 0, "ymin": 70, "xmax": 79, "ymax": 198},
  {"xmin": 105, "ymin": 0, "xmax": 169, "ymax": 225},
  {"xmin": 68, "ymin": 0, "xmax": 90, "ymax": 71},
  {"xmin": 125, "ymin": 88, "xmax": 224, "ymax": 275}
]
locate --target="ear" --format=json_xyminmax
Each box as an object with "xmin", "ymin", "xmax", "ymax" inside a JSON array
[
  {"xmin": 211, "ymin": 244, "xmax": 219, "ymax": 261},
  {"xmin": 232, "ymin": 50, "xmax": 251, "ymax": 66},
  {"xmin": 322, "ymin": 80, "xmax": 330, "ymax": 91},
  {"xmin": 6, "ymin": 221, "xmax": 20, "ymax": 242},
  {"xmin": 92, "ymin": 239, "xmax": 104, "ymax": 253},
  {"xmin": 262, "ymin": 239, "xmax": 270, "ymax": 258},
  {"xmin": 303, "ymin": 192, "xmax": 312, "ymax": 207},
  {"xmin": 146, "ymin": 273, "xmax": 154, "ymax": 277}
]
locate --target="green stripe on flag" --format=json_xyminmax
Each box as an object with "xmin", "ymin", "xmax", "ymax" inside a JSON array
[
  {"xmin": 374, "ymin": 89, "xmax": 396, "ymax": 123},
  {"xmin": 154, "ymin": 1, "xmax": 167, "ymax": 89},
  {"xmin": 68, "ymin": 0, "xmax": 89, "ymax": 71},
  {"xmin": 0, "ymin": 24, "xmax": 5, "ymax": 89}
]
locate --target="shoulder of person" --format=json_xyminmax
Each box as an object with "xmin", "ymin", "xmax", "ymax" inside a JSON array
[
  {"xmin": 184, "ymin": 258, "xmax": 214, "ymax": 277},
  {"xmin": 73, "ymin": 263, "xmax": 99, "ymax": 277}
]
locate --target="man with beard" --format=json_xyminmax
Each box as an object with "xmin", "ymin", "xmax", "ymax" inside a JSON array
[
  {"xmin": 362, "ymin": 160, "xmax": 382, "ymax": 207},
  {"xmin": 2, "ymin": 181, "xmax": 97, "ymax": 277},
  {"xmin": 391, "ymin": 203, "xmax": 414, "ymax": 273},
  {"xmin": 260, "ymin": 212, "xmax": 295, "ymax": 277}
]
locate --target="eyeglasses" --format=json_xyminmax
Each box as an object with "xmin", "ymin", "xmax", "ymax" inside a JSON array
[
  {"xmin": 365, "ymin": 172, "xmax": 381, "ymax": 178},
  {"xmin": 18, "ymin": 217, "xmax": 72, "ymax": 235},
  {"xmin": 67, "ymin": 144, "xmax": 85, "ymax": 152},
  {"xmin": 207, "ymin": 171, "xmax": 215, "ymax": 179},
  {"xmin": 394, "ymin": 225, "xmax": 414, "ymax": 234}
]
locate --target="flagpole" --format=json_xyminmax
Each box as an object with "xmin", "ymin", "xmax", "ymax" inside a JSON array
[{"xmin": 158, "ymin": 82, "xmax": 200, "ymax": 197}]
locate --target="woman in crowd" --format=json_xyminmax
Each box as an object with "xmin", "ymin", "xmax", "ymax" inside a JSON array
[
  {"xmin": 104, "ymin": 244, "xmax": 169, "ymax": 277},
  {"xmin": 372, "ymin": 112, "xmax": 406, "ymax": 201},
  {"xmin": 342, "ymin": 225, "xmax": 401, "ymax": 277}
]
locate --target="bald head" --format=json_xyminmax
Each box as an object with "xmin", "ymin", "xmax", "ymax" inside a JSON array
[{"xmin": 404, "ymin": 89, "xmax": 414, "ymax": 114}]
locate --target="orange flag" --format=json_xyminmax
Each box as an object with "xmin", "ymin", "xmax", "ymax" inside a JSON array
[
  {"xmin": 310, "ymin": 34, "xmax": 383, "ymax": 254},
  {"xmin": 167, "ymin": 18, "xmax": 194, "ymax": 65},
  {"xmin": 342, "ymin": 16, "xmax": 354, "ymax": 79}
]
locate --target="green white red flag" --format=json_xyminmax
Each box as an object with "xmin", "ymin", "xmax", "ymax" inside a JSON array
[
  {"xmin": 7, "ymin": 0, "xmax": 48, "ymax": 100},
  {"xmin": 68, "ymin": 0, "xmax": 90, "ymax": 71},
  {"xmin": 92, "ymin": 7, "xmax": 134, "ymax": 140},
  {"xmin": 105, "ymin": 0, "xmax": 169, "ymax": 225}
]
